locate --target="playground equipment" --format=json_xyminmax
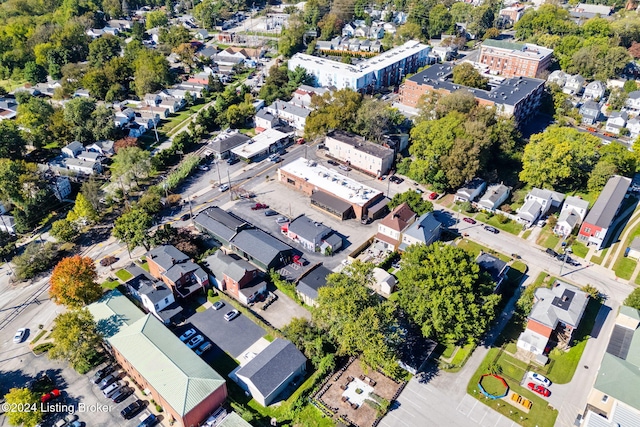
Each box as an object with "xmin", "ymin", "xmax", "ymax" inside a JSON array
[{"xmin": 478, "ymin": 374, "xmax": 509, "ymax": 399}]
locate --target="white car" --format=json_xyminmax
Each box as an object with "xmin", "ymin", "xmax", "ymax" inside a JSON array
[
  {"xmin": 527, "ymin": 372, "xmax": 551, "ymax": 387},
  {"xmin": 275, "ymin": 217, "xmax": 289, "ymax": 224},
  {"xmin": 187, "ymin": 335, "xmax": 204, "ymax": 349},
  {"xmin": 179, "ymin": 328, "xmax": 196, "ymax": 342},
  {"xmin": 224, "ymin": 310, "xmax": 239, "ymax": 321},
  {"xmin": 219, "ymin": 184, "xmax": 230, "ymax": 192},
  {"xmin": 13, "ymin": 328, "xmax": 26, "ymax": 343}
]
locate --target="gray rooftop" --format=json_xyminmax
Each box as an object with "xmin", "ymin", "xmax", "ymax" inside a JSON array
[
  {"xmin": 327, "ymin": 130, "xmax": 394, "ymax": 159},
  {"xmin": 268, "ymin": 100, "xmax": 311, "ymax": 119},
  {"xmin": 297, "ymin": 264, "xmax": 332, "ymax": 300},
  {"xmin": 255, "ymin": 109, "xmax": 277, "ymax": 122},
  {"xmin": 518, "ymin": 199, "xmax": 542, "ymax": 222},
  {"xmin": 206, "ymin": 250, "xmax": 258, "ymax": 282},
  {"xmin": 230, "ymin": 229, "xmax": 292, "ymax": 269},
  {"xmin": 147, "ymin": 245, "xmax": 189, "ymax": 272},
  {"xmin": 401, "ymin": 212, "xmax": 441, "ymax": 244},
  {"xmin": 194, "ymin": 206, "xmax": 248, "ymax": 242},
  {"xmin": 480, "ymin": 183, "xmax": 510, "ymax": 206},
  {"xmin": 164, "ymin": 261, "xmax": 207, "ymax": 284},
  {"xmin": 209, "ymin": 133, "xmax": 251, "ymax": 154},
  {"xmin": 407, "ymin": 63, "xmax": 545, "ymax": 108},
  {"xmin": 288, "ymin": 215, "xmax": 332, "ymax": 242},
  {"xmin": 583, "ymin": 175, "xmax": 631, "ymax": 228},
  {"xmin": 529, "ymin": 281, "xmax": 589, "ymax": 329},
  {"xmin": 476, "ymin": 253, "xmax": 508, "ymax": 283},
  {"xmin": 236, "ymin": 338, "xmax": 307, "ymax": 398}
]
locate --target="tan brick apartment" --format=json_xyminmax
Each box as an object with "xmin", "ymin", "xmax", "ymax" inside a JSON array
[{"xmin": 479, "ymin": 39, "xmax": 553, "ymax": 78}]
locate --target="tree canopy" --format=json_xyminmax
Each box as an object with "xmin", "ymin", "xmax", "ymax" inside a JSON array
[
  {"xmin": 50, "ymin": 255, "xmax": 102, "ymax": 308},
  {"xmin": 452, "ymin": 63, "xmax": 488, "ymax": 90},
  {"xmin": 624, "ymin": 288, "xmax": 640, "ymax": 310},
  {"xmin": 3, "ymin": 388, "xmax": 42, "ymax": 427},
  {"xmin": 113, "ymin": 208, "xmax": 153, "ymax": 251},
  {"xmin": 395, "ymin": 243, "xmax": 501, "ymax": 343},
  {"xmin": 49, "ymin": 309, "xmax": 103, "ymax": 374},
  {"xmin": 389, "ymin": 190, "xmax": 434, "ymax": 215}
]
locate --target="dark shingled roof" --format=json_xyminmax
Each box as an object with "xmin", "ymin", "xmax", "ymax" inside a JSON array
[
  {"xmin": 209, "ymin": 133, "xmax": 251, "ymax": 154},
  {"xmin": 583, "ymin": 175, "xmax": 631, "ymax": 228},
  {"xmin": 230, "ymin": 229, "xmax": 292, "ymax": 268},
  {"xmin": 297, "ymin": 265, "xmax": 332, "ymax": 300},
  {"xmin": 236, "ymin": 338, "xmax": 307, "ymax": 398},
  {"xmin": 194, "ymin": 206, "xmax": 248, "ymax": 242},
  {"xmin": 147, "ymin": 245, "xmax": 189, "ymax": 271},
  {"xmin": 327, "ymin": 129, "xmax": 394, "ymax": 159}
]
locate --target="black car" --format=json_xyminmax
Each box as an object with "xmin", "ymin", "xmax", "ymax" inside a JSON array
[
  {"xmin": 483, "ymin": 226, "xmax": 499, "ymax": 234},
  {"xmin": 264, "ymin": 209, "xmax": 278, "ymax": 216},
  {"xmin": 546, "ymin": 248, "xmax": 559, "ymax": 258},
  {"xmin": 180, "ymin": 213, "xmax": 191, "ymax": 221},
  {"xmin": 327, "ymin": 160, "xmax": 339, "ymax": 166},
  {"xmin": 98, "ymin": 374, "xmax": 117, "ymax": 390},
  {"xmin": 121, "ymin": 400, "xmax": 144, "ymax": 420},
  {"xmin": 112, "ymin": 387, "xmax": 133, "ymax": 403},
  {"xmin": 91, "ymin": 365, "xmax": 114, "ymax": 384}
]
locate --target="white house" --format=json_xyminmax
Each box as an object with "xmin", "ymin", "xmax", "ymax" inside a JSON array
[
  {"xmin": 455, "ymin": 178, "xmax": 487, "ymax": 203},
  {"xmin": 627, "ymin": 118, "xmax": 640, "ymax": 139},
  {"xmin": 286, "ymin": 215, "xmax": 333, "ymax": 252},
  {"xmin": 342, "ymin": 22, "xmax": 357, "ymax": 37},
  {"xmin": 265, "ymin": 100, "xmax": 311, "ymax": 131},
  {"xmin": 255, "ymin": 109, "xmax": 279, "ymax": 130},
  {"xmin": 547, "ymin": 70, "xmax": 568, "ymax": 87},
  {"xmin": 158, "ymin": 97, "xmax": 184, "ymax": 114},
  {"xmin": 372, "ymin": 267, "xmax": 396, "ymax": 295},
  {"xmin": 62, "ymin": 141, "xmax": 84, "ymax": 158},
  {"xmin": 583, "ymin": 80, "xmax": 605, "ymax": 101},
  {"xmin": 324, "ymin": 130, "xmax": 394, "ymax": 176},
  {"xmin": 64, "ymin": 158, "xmax": 102, "ymax": 174},
  {"xmin": 398, "ymin": 212, "xmax": 442, "ymax": 251},
  {"xmin": 517, "ymin": 188, "xmax": 565, "ymax": 226},
  {"xmin": 563, "ymin": 75, "xmax": 585, "ymax": 95},
  {"xmin": 625, "ymin": 91, "xmax": 640, "ymax": 112},
  {"xmin": 554, "ymin": 196, "xmax": 589, "ymax": 237},
  {"xmin": 605, "ymin": 111, "xmax": 628, "ymax": 135},
  {"xmin": 51, "ymin": 176, "xmax": 72, "ymax": 201},
  {"xmin": 477, "ymin": 183, "xmax": 510, "ymax": 212}
]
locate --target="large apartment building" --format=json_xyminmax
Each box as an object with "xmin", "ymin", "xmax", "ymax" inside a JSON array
[
  {"xmin": 478, "ymin": 39, "xmax": 553, "ymax": 78},
  {"xmin": 287, "ymin": 40, "xmax": 431, "ymax": 91},
  {"xmin": 398, "ymin": 63, "xmax": 545, "ymax": 124}
]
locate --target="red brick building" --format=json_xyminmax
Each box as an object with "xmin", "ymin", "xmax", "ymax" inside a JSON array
[{"xmin": 478, "ymin": 39, "xmax": 553, "ymax": 78}]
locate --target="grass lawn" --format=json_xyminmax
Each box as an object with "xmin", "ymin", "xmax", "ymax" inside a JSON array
[
  {"xmin": 441, "ymin": 342, "xmax": 457, "ymax": 359},
  {"xmin": 0, "ymin": 78, "xmax": 26, "ymax": 90},
  {"xmin": 456, "ymin": 238, "xmax": 511, "ymax": 262},
  {"xmin": 545, "ymin": 299, "xmax": 602, "ymax": 384},
  {"xmin": 532, "ymin": 272, "xmax": 550, "ymax": 287},
  {"xmin": 522, "ymin": 229, "xmax": 532, "ymax": 240},
  {"xmin": 139, "ymin": 260, "xmax": 150, "ymax": 272},
  {"xmin": 613, "ymin": 257, "xmax": 637, "ymax": 280},
  {"xmin": 479, "ymin": 374, "xmax": 509, "ymax": 396},
  {"xmin": 571, "ymin": 242, "xmax": 588, "ymax": 259},
  {"xmin": 543, "ymin": 233, "xmax": 560, "ymax": 250},
  {"xmin": 101, "ymin": 279, "xmax": 120, "ymax": 290},
  {"xmin": 30, "ymin": 330, "xmax": 47, "ymax": 345},
  {"xmin": 475, "ymin": 213, "xmax": 523, "ymax": 235},
  {"xmin": 591, "ymin": 248, "xmax": 608, "ymax": 265},
  {"xmin": 442, "ymin": 342, "xmax": 476, "ymax": 372},
  {"xmin": 115, "ymin": 269, "xmax": 133, "ymax": 282},
  {"xmin": 468, "ymin": 348, "xmax": 558, "ymax": 427}
]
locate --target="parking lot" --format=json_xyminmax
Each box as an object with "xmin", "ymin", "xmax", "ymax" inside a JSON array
[
  {"xmin": 254, "ymin": 289, "xmax": 311, "ymax": 329},
  {"xmin": 186, "ymin": 306, "xmax": 266, "ymax": 359}
]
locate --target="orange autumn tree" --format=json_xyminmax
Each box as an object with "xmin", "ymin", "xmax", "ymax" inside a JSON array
[{"xmin": 50, "ymin": 255, "xmax": 102, "ymax": 308}]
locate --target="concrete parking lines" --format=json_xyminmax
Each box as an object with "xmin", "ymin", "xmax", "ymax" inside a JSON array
[
  {"xmin": 481, "ymin": 409, "xmax": 502, "ymax": 427},
  {"xmin": 456, "ymin": 394, "xmax": 475, "ymax": 417}
]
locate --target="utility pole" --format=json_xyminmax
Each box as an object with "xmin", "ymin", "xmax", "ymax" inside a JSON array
[
  {"xmin": 559, "ymin": 243, "xmax": 572, "ymax": 276},
  {"xmin": 227, "ymin": 167, "xmax": 232, "ymax": 201}
]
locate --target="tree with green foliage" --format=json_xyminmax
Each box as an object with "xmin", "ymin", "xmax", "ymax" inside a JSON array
[
  {"xmin": 305, "ymin": 88, "xmax": 362, "ymax": 139},
  {"xmin": 67, "ymin": 193, "xmax": 99, "ymax": 224},
  {"xmin": 12, "ymin": 242, "xmax": 59, "ymax": 281},
  {"xmin": 279, "ymin": 13, "xmax": 307, "ymax": 57},
  {"xmin": 624, "ymin": 288, "xmax": 640, "ymax": 310},
  {"xmin": 0, "ymin": 120, "xmax": 26, "ymax": 160},
  {"xmin": 453, "ymin": 63, "xmax": 488, "ymax": 90},
  {"xmin": 80, "ymin": 176, "xmax": 103, "ymax": 211},
  {"xmin": 64, "ymin": 97, "xmax": 96, "ymax": 142},
  {"xmin": 396, "ymin": 243, "xmax": 500, "ymax": 342},
  {"xmin": 16, "ymin": 95, "xmax": 54, "ymax": 148},
  {"xmin": 113, "ymin": 209, "xmax": 153, "ymax": 251},
  {"xmin": 160, "ymin": 26, "xmax": 191, "ymax": 48},
  {"xmin": 313, "ymin": 261, "xmax": 402, "ymax": 377},
  {"xmin": 23, "ymin": 61, "xmax": 47, "ymax": 84},
  {"xmin": 515, "ymin": 4, "xmax": 577, "ymax": 40},
  {"xmin": 520, "ymin": 126, "xmax": 601, "ymax": 191},
  {"xmin": 133, "ymin": 49, "xmax": 171, "ymax": 97},
  {"xmin": 111, "ymin": 146, "xmax": 153, "ymax": 187},
  {"xmin": 88, "ymin": 35, "xmax": 121, "ymax": 67},
  {"xmin": 587, "ymin": 142, "xmax": 637, "ymax": 192},
  {"xmin": 50, "ymin": 219, "xmax": 79, "ymax": 242},
  {"xmin": 146, "ymin": 10, "xmax": 169, "ymax": 29},
  {"xmin": 354, "ymin": 98, "xmax": 405, "ymax": 143},
  {"xmin": 3, "ymin": 387, "xmax": 42, "ymax": 427},
  {"xmin": 389, "ymin": 190, "xmax": 434, "ymax": 215},
  {"xmin": 282, "ymin": 318, "xmax": 335, "ymax": 368},
  {"xmin": 49, "ymin": 309, "xmax": 102, "ymax": 374}
]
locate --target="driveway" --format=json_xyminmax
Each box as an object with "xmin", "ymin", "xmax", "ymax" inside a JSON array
[
  {"xmin": 254, "ymin": 289, "xmax": 311, "ymax": 330},
  {"xmin": 186, "ymin": 307, "xmax": 265, "ymax": 358}
]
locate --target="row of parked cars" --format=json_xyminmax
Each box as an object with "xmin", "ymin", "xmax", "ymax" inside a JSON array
[
  {"xmin": 545, "ymin": 248, "xmax": 582, "ymax": 266},
  {"xmin": 92, "ymin": 365, "xmax": 157, "ymax": 426}
]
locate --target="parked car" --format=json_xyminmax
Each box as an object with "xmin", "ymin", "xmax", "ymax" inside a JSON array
[
  {"xmin": 389, "ymin": 176, "xmax": 404, "ymax": 184},
  {"xmin": 428, "ymin": 192, "xmax": 438, "ymax": 200},
  {"xmin": 224, "ymin": 310, "xmax": 240, "ymax": 321},
  {"xmin": 13, "ymin": 328, "xmax": 27, "ymax": 343},
  {"xmin": 212, "ymin": 301, "xmax": 225, "ymax": 311},
  {"xmin": 41, "ymin": 389, "xmax": 61, "ymax": 403},
  {"xmin": 137, "ymin": 413, "xmax": 158, "ymax": 427},
  {"xmin": 180, "ymin": 213, "xmax": 191, "ymax": 221},
  {"xmin": 112, "ymin": 387, "xmax": 133, "ymax": 403},
  {"xmin": 483, "ymin": 226, "xmax": 499, "ymax": 234},
  {"xmin": 264, "ymin": 209, "xmax": 278, "ymax": 216},
  {"xmin": 545, "ymin": 248, "xmax": 559, "ymax": 258},
  {"xmin": 195, "ymin": 341, "xmax": 212, "ymax": 356},
  {"xmin": 98, "ymin": 374, "xmax": 117, "ymax": 390},
  {"xmin": 121, "ymin": 400, "xmax": 144, "ymax": 419},
  {"xmin": 276, "ymin": 217, "xmax": 289, "ymax": 224},
  {"xmin": 527, "ymin": 382, "xmax": 551, "ymax": 397},
  {"xmin": 187, "ymin": 335, "xmax": 204, "ymax": 349},
  {"xmin": 219, "ymin": 184, "xmax": 230, "ymax": 192},
  {"xmin": 179, "ymin": 328, "xmax": 196, "ymax": 342},
  {"xmin": 361, "ymin": 216, "xmax": 372, "ymax": 225},
  {"xmin": 527, "ymin": 371, "xmax": 552, "ymax": 387},
  {"xmin": 327, "ymin": 160, "xmax": 338, "ymax": 166},
  {"xmin": 91, "ymin": 366, "xmax": 114, "ymax": 384},
  {"xmin": 100, "ymin": 256, "xmax": 117, "ymax": 267},
  {"xmin": 102, "ymin": 381, "xmax": 121, "ymax": 398},
  {"xmin": 463, "ymin": 217, "xmax": 476, "ymax": 224},
  {"xmin": 268, "ymin": 154, "xmax": 281, "ymax": 162},
  {"xmin": 251, "ymin": 203, "xmax": 269, "ymax": 210},
  {"xmin": 226, "ymin": 156, "xmax": 238, "ymax": 165}
]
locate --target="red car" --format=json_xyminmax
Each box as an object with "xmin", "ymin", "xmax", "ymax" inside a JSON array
[
  {"xmin": 428, "ymin": 192, "xmax": 438, "ymax": 200},
  {"xmin": 251, "ymin": 203, "xmax": 269, "ymax": 210},
  {"xmin": 463, "ymin": 217, "xmax": 476, "ymax": 224},
  {"xmin": 527, "ymin": 382, "xmax": 550, "ymax": 397},
  {"xmin": 41, "ymin": 389, "xmax": 61, "ymax": 403}
]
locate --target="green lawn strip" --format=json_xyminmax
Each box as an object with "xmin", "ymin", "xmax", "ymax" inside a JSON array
[
  {"xmin": 613, "ymin": 257, "xmax": 637, "ymax": 280},
  {"xmin": 140, "ymin": 261, "xmax": 150, "ymax": 272},
  {"xmin": 571, "ymin": 242, "xmax": 588, "ymax": 259},
  {"xmin": 535, "ymin": 228, "xmax": 552, "ymax": 246},
  {"xmin": 532, "ymin": 272, "xmax": 549, "ymax": 287},
  {"xmin": 636, "ymin": 273, "xmax": 640, "ymax": 285},
  {"xmin": 521, "ymin": 230, "xmax": 532, "ymax": 240},
  {"xmin": 467, "ymin": 348, "xmax": 558, "ymax": 427},
  {"xmin": 441, "ymin": 342, "xmax": 457, "ymax": 359},
  {"xmin": 456, "ymin": 239, "xmax": 511, "ymax": 262},
  {"xmin": 510, "ymin": 261, "xmax": 527, "ymax": 277},
  {"xmin": 101, "ymin": 279, "xmax": 120, "ymax": 290},
  {"xmin": 591, "ymin": 248, "xmax": 608, "ymax": 265},
  {"xmin": 442, "ymin": 342, "xmax": 476, "ymax": 372},
  {"xmin": 543, "ymin": 234, "xmax": 560, "ymax": 250},
  {"xmin": 115, "ymin": 269, "xmax": 133, "ymax": 282},
  {"xmin": 30, "ymin": 330, "xmax": 47, "ymax": 345},
  {"xmin": 475, "ymin": 213, "xmax": 522, "ymax": 235},
  {"xmin": 545, "ymin": 299, "xmax": 601, "ymax": 384}
]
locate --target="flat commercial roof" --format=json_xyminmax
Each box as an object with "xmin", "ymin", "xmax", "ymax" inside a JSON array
[
  {"xmin": 231, "ymin": 128, "xmax": 290, "ymax": 159},
  {"xmin": 280, "ymin": 157, "xmax": 382, "ymax": 207}
]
